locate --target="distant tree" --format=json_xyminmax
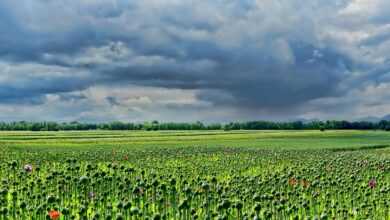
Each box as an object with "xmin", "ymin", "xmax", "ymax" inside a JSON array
[
  {"xmin": 151, "ymin": 120, "xmax": 159, "ymax": 131},
  {"xmin": 143, "ymin": 122, "xmax": 152, "ymax": 131},
  {"xmin": 207, "ymin": 123, "xmax": 222, "ymax": 130},
  {"xmin": 0, "ymin": 119, "xmax": 388, "ymax": 131},
  {"xmin": 292, "ymin": 121, "xmax": 304, "ymax": 130},
  {"xmin": 223, "ymin": 124, "xmax": 232, "ymax": 131},
  {"xmin": 379, "ymin": 120, "xmax": 388, "ymax": 130}
]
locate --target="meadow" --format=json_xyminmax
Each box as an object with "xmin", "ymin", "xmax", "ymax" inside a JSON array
[{"xmin": 0, "ymin": 130, "xmax": 389, "ymax": 219}]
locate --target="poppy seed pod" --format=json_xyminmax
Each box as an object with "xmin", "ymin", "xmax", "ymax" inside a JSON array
[
  {"xmin": 130, "ymin": 207, "xmax": 140, "ymax": 215},
  {"xmin": 152, "ymin": 213, "xmax": 161, "ymax": 220},
  {"xmin": 79, "ymin": 176, "xmax": 89, "ymax": 184},
  {"xmin": 92, "ymin": 212, "xmax": 100, "ymax": 220},
  {"xmin": 47, "ymin": 195, "xmax": 56, "ymax": 204},
  {"xmin": 115, "ymin": 213, "xmax": 124, "ymax": 220},
  {"xmin": 0, "ymin": 207, "xmax": 6, "ymax": 215},
  {"xmin": 61, "ymin": 208, "xmax": 70, "ymax": 215}
]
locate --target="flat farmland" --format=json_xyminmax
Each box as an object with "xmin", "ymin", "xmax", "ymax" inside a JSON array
[
  {"xmin": 0, "ymin": 130, "xmax": 389, "ymax": 219},
  {"xmin": 2, "ymin": 130, "xmax": 390, "ymax": 151}
]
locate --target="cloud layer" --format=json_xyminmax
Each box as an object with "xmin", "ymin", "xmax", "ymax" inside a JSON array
[{"xmin": 0, "ymin": 0, "xmax": 390, "ymax": 122}]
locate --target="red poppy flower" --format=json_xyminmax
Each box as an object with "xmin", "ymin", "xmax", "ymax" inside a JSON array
[{"xmin": 48, "ymin": 210, "xmax": 60, "ymax": 220}]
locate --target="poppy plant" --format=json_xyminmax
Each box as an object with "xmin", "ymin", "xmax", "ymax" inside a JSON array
[
  {"xmin": 24, "ymin": 164, "xmax": 33, "ymax": 173},
  {"xmin": 368, "ymin": 178, "xmax": 377, "ymax": 189},
  {"xmin": 0, "ymin": 130, "xmax": 389, "ymax": 219},
  {"xmin": 301, "ymin": 179, "xmax": 310, "ymax": 188},
  {"xmin": 288, "ymin": 177, "xmax": 297, "ymax": 186},
  {"xmin": 89, "ymin": 191, "xmax": 96, "ymax": 199}
]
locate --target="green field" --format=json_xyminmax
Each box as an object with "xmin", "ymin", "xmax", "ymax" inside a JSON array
[
  {"xmin": 0, "ymin": 130, "xmax": 389, "ymax": 219},
  {"xmin": 3, "ymin": 130, "xmax": 390, "ymax": 150}
]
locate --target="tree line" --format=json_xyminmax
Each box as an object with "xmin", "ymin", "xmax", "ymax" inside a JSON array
[{"xmin": 0, "ymin": 120, "xmax": 390, "ymax": 131}]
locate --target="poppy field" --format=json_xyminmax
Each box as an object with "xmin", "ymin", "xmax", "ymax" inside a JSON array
[{"xmin": 0, "ymin": 130, "xmax": 389, "ymax": 219}]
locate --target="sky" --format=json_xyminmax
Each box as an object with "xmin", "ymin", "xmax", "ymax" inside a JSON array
[{"xmin": 1, "ymin": 0, "xmax": 390, "ymax": 122}]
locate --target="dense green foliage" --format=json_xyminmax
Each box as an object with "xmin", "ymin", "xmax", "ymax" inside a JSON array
[
  {"xmin": 0, "ymin": 130, "xmax": 389, "ymax": 219},
  {"xmin": 1, "ymin": 120, "xmax": 390, "ymax": 131}
]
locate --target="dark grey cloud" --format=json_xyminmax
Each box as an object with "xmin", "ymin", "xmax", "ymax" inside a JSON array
[
  {"xmin": 0, "ymin": 63, "xmax": 92, "ymax": 104},
  {"xmin": 0, "ymin": 0, "xmax": 390, "ymax": 121},
  {"xmin": 0, "ymin": 76, "xmax": 90, "ymax": 104},
  {"xmin": 106, "ymin": 96, "xmax": 120, "ymax": 106},
  {"xmin": 92, "ymin": 41, "xmax": 352, "ymax": 110}
]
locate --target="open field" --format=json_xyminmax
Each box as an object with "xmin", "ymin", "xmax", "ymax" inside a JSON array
[
  {"xmin": 3, "ymin": 130, "xmax": 390, "ymax": 151},
  {"xmin": 0, "ymin": 130, "xmax": 389, "ymax": 219}
]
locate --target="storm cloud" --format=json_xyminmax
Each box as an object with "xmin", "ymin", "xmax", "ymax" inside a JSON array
[{"xmin": 0, "ymin": 0, "xmax": 390, "ymax": 122}]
